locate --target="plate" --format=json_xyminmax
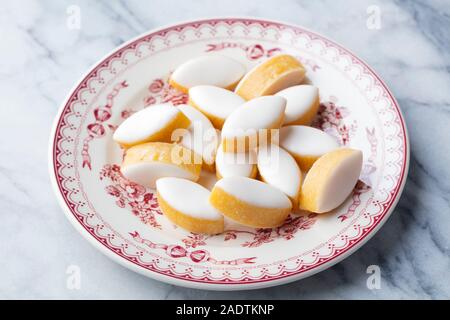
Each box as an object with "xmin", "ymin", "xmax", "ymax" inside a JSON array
[{"xmin": 49, "ymin": 18, "xmax": 409, "ymax": 290}]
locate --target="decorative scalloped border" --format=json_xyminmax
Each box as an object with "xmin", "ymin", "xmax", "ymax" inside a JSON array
[{"xmin": 50, "ymin": 18, "xmax": 408, "ymax": 287}]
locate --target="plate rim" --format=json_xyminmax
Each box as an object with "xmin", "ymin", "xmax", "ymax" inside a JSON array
[{"xmin": 48, "ymin": 16, "xmax": 410, "ymax": 291}]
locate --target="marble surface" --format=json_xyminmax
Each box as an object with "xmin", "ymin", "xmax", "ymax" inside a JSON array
[{"xmin": 1, "ymin": 0, "xmax": 449, "ymax": 299}]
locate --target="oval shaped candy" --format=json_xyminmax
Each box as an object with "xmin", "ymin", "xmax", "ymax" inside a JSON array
[
  {"xmin": 157, "ymin": 177, "xmax": 224, "ymax": 234},
  {"xmin": 113, "ymin": 104, "xmax": 190, "ymax": 148},
  {"xmin": 188, "ymin": 85, "xmax": 245, "ymax": 129},
  {"xmin": 279, "ymin": 125, "xmax": 339, "ymax": 171},
  {"xmin": 121, "ymin": 142, "xmax": 201, "ymax": 188},
  {"xmin": 235, "ymin": 54, "xmax": 306, "ymax": 100},
  {"xmin": 275, "ymin": 85, "xmax": 320, "ymax": 125},
  {"xmin": 257, "ymin": 144, "xmax": 302, "ymax": 207},
  {"xmin": 299, "ymin": 148, "xmax": 363, "ymax": 213},
  {"xmin": 221, "ymin": 96, "xmax": 286, "ymax": 153},
  {"xmin": 169, "ymin": 55, "xmax": 245, "ymax": 93},
  {"xmin": 215, "ymin": 144, "xmax": 257, "ymax": 179},
  {"xmin": 209, "ymin": 176, "xmax": 292, "ymax": 228},
  {"xmin": 177, "ymin": 104, "xmax": 219, "ymax": 171}
]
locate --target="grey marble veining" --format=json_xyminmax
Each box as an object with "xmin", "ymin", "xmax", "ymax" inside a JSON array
[{"xmin": 1, "ymin": 0, "xmax": 449, "ymax": 299}]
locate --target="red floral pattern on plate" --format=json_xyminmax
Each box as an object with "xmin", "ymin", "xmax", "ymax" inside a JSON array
[
  {"xmin": 206, "ymin": 42, "xmax": 282, "ymax": 60},
  {"xmin": 81, "ymin": 81, "xmax": 128, "ymax": 169},
  {"xmin": 100, "ymin": 164, "xmax": 162, "ymax": 228},
  {"xmin": 130, "ymin": 231, "xmax": 256, "ymax": 265},
  {"xmin": 50, "ymin": 18, "xmax": 408, "ymax": 288},
  {"xmin": 122, "ymin": 78, "xmax": 188, "ymax": 119},
  {"xmin": 313, "ymin": 96, "xmax": 357, "ymax": 145},
  {"xmin": 206, "ymin": 41, "xmax": 320, "ymax": 71},
  {"xmin": 99, "ymin": 163, "xmax": 319, "ymax": 246},
  {"xmin": 98, "ymin": 89, "xmax": 374, "ymax": 246},
  {"xmin": 180, "ymin": 213, "xmax": 318, "ymax": 249}
]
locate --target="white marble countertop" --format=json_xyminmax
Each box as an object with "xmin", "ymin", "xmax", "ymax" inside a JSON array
[{"xmin": 1, "ymin": 0, "xmax": 449, "ymax": 299}]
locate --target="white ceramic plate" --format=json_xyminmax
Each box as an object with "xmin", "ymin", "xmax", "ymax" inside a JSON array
[{"xmin": 49, "ymin": 18, "xmax": 409, "ymax": 290}]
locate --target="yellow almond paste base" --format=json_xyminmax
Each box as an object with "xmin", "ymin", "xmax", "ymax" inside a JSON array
[
  {"xmin": 157, "ymin": 191, "xmax": 224, "ymax": 234},
  {"xmin": 299, "ymin": 148, "xmax": 359, "ymax": 213},
  {"xmin": 209, "ymin": 187, "xmax": 291, "ymax": 228},
  {"xmin": 286, "ymin": 95, "xmax": 320, "ymax": 126},
  {"xmin": 202, "ymin": 160, "xmax": 216, "ymax": 172},
  {"xmin": 188, "ymin": 97, "xmax": 226, "ymax": 129},
  {"xmin": 216, "ymin": 163, "xmax": 258, "ymax": 180},
  {"xmin": 221, "ymin": 115, "xmax": 284, "ymax": 153},
  {"xmin": 170, "ymin": 78, "xmax": 241, "ymax": 95},
  {"xmin": 118, "ymin": 112, "xmax": 191, "ymax": 149},
  {"xmin": 258, "ymin": 173, "xmax": 301, "ymax": 209},
  {"xmin": 235, "ymin": 54, "xmax": 306, "ymax": 100},
  {"xmin": 123, "ymin": 142, "xmax": 202, "ymax": 179},
  {"xmin": 290, "ymin": 154, "xmax": 320, "ymax": 172}
]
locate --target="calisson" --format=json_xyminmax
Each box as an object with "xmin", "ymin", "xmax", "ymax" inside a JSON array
[{"xmin": 176, "ymin": 304, "xmax": 210, "ymax": 317}]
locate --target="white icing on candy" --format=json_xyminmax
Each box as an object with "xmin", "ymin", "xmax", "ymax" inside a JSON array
[
  {"xmin": 113, "ymin": 104, "xmax": 180, "ymax": 145},
  {"xmin": 214, "ymin": 176, "xmax": 291, "ymax": 209},
  {"xmin": 177, "ymin": 104, "xmax": 219, "ymax": 165},
  {"xmin": 257, "ymin": 144, "xmax": 301, "ymax": 200},
  {"xmin": 156, "ymin": 177, "xmax": 222, "ymax": 221},
  {"xmin": 171, "ymin": 55, "xmax": 245, "ymax": 89},
  {"xmin": 221, "ymin": 96, "xmax": 286, "ymax": 138},
  {"xmin": 215, "ymin": 144, "xmax": 256, "ymax": 178},
  {"xmin": 279, "ymin": 125, "xmax": 339, "ymax": 157},
  {"xmin": 189, "ymin": 85, "xmax": 245, "ymax": 120},
  {"xmin": 275, "ymin": 85, "xmax": 319, "ymax": 125},
  {"xmin": 121, "ymin": 162, "xmax": 196, "ymax": 189},
  {"xmin": 317, "ymin": 150, "xmax": 363, "ymax": 212}
]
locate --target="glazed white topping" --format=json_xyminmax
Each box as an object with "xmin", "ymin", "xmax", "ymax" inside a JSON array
[
  {"xmin": 178, "ymin": 104, "xmax": 214, "ymax": 131},
  {"xmin": 177, "ymin": 104, "xmax": 219, "ymax": 164},
  {"xmin": 216, "ymin": 144, "xmax": 256, "ymax": 178},
  {"xmin": 279, "ymin": 125, "xmax": 339, "ymax": 156},
  {"xmin": 275, "ymin": 85, "xmax": 319, "ymax": 124},
  {"xmin": 171, "ymin": 55, "xmax": 245, "ymax": 89},
  {"xmin": 189, "ymin": 85, "xmax": 245, "ymax": 119},
  {"xmin": 316, "ymin": 150, "xmax": 363, "ymax": 212},
  {"xmin": 221, "ymin": 96, "xmax": 286, "ymax": 138},
  {"xmin": 257, "ymin": 144, "xmax": 301, "ymax": 199},
  {"xmin": 113, "ymin": 104, "xmax": 179, "ymax": 144},
  {"xmin": 156, "ymin": 177, "xmax": 222, "ymax": 220},
  {"xmin": 121, "ymin": 162, "xmax": 196, "ymax": 189},
  {"xmin": 214, "ymin": 176, "xmax": 291, "ymax": 209}
]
